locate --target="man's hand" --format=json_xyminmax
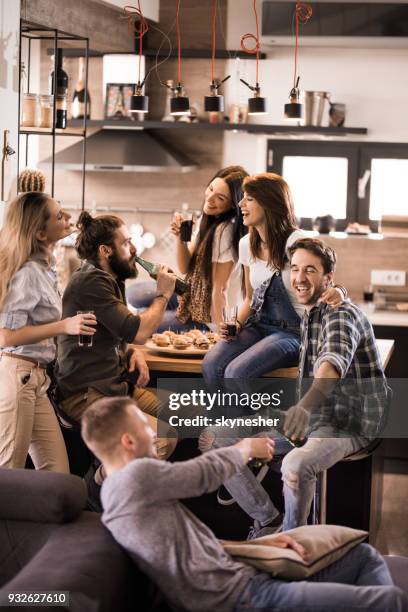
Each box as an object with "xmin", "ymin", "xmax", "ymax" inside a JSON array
[
  {"xmin": 156, "ymin": 265, "xmax": 177, "ymax": 300},
  {"xmin": 128, "ymin": 348, "xmax": 150, "ymax": 387},
  {"xmin": 236, "ymin": 436, "xmax": 275, "ymax": 464},
  {"xmin": 283, "ymin": 404, "xmax": 310, "ymax": 441},
  {"xmin": 267, "ymin": 534, "xmax": 308, "ymax": 561}
]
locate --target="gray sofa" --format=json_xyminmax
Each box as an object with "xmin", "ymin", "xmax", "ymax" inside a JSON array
[
  {"xmin": 0, "ymin": 469, "xmax": 167, "ymax": 612},
  {"xmin": 0, "ymin": 469, "xmax": 406, "ymax": 611}
]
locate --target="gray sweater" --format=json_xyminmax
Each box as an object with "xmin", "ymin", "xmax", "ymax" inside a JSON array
[{"xmin": 101, "ymin": 447, "xmax": 257, "ymax": 612}]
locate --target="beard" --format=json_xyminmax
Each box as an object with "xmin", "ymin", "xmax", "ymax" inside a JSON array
[{"xmin": 108, "ymin": 248, "xmax": 138, "ymax": 281}]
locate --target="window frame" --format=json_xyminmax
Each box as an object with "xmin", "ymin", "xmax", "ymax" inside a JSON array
[
  {"xmin": 358, "ymin": 142, "xmax": 408, "ymax": 228},
  {"xmin": 267, "ymin": 139, "xmax": 408, "ymax": 231}
]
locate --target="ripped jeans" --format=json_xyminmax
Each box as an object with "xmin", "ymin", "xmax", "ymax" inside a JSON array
[
  {"xmin": 199, "ymin": 425, "xmax": 366, "ymax": 529},
  {"xmin": 281, "ymin": 431, "xmax": 366, "ymax": 531}
]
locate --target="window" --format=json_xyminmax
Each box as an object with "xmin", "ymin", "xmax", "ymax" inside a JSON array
[
  {"xmin": 267, "ymin": 141, "xmax": 358, "ymax": 230},
  {"xmin": 282, "ymin": 156, "xmax": 349, "ymax": 221},
  {"xmin": 369, "ymin": 159, "xmax": 408, "ymax": 220},
  {"xmin": 267, "ymin": 140, "xmax": 408, "ymax": 230}
]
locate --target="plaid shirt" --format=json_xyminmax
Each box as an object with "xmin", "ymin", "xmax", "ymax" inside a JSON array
[{"xmin": 298, "ymin": 301, "xmax": 389, "ymax": 438}]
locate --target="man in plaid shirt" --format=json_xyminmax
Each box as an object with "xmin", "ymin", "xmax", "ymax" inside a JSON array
[{"xmin": 280, "ymin": 237, "xmax": 389, "ymax": 531}]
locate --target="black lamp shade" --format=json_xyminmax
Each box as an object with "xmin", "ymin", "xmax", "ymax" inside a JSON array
[
  {"xmin": 130, "ymin": 94, "xmax": 149, "ymax": 113},
  {"xmin": 170, "ymin": 96, "xmax": 190, "ymax": 115},
  {"xmin": 248, "ymin": 96, "xmax": 266, "ymax": 115},
  {"xmin": 284, "ymin": 102, "xmax": 302, "ymax": 119},
  {"xmin": 204, "ymin": 95, "xmax": 224, "ymax": 113}
]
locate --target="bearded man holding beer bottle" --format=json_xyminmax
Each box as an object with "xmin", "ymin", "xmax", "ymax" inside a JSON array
[{"xmin": 55, "ymin": 211, "xmax": 177, "ymax": 462}]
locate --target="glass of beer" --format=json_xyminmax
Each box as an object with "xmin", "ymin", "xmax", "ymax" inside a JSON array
[
  {"xmin": 180, "ymin": 212, "xmax": 193, "ymax": 242},
  {"xmin": 77, "ymin": 310, "xmax": 94, "ymax": 347},
  {"xmin": 222, "ymin": 306, "xmax": 238, "ymax": 337}
]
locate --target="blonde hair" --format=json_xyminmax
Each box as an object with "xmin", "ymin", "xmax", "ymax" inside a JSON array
[{"xmin": 0, "ymin": 192, "xmax": 51, "ymax": 308}]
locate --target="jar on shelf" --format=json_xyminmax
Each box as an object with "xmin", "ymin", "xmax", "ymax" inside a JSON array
[
  {"xmin": 21, "ymin": 93, "xmax": 39, "ymax": 127},
  {"xmin": 56, "ymin": 94, "xmax": 67, "ymax": 129},
  {"xmin": 38, "ymin": 94, "xmax": 53, "ymax": 128}
]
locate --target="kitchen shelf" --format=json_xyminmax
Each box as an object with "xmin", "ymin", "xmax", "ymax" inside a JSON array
[
  {"xmin": 20, "ymin": 126, "xmax": 86, "ymax": 137},
  {"xmin": 47, "ymin": 48, "xmax": 266, "ymax": 60},
  {"xmin": 19, "ymin": 20, "xmax": 89, "ymax": 208},
  {"xmin": 68, "ymin": 119, "xmax": 368, "ymax": 136}
]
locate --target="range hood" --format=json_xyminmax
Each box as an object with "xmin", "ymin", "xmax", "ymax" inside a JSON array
[{"xmin": 40, "ymin": 128, "xmax": 197, "ymax": 173}]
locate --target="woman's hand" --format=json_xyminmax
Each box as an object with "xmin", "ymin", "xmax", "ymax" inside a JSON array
[
  {"xmin": 127, "ymin": 348, "xmax": 150, "ymax": 387},
  {"xmin": 62, "ymin": 313, "xmax": 97, "ymax": 336},
  {"xmin": 170, "ymin": 213, "xmax": 195, "ymax": 239},
  {"xmin": 320, "ymin": 286, "xmax": 346, "ymax": 309},
  {"xmin": 170, "ymin": 212, "xmax": 183, "ymax": 238},
  {"xmin": 219, "ymin": 320, "xmax": 242, "ymax": 341}
]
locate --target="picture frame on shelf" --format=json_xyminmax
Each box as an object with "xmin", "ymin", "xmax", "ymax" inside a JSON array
[{"xmin": 104, "ymin": 83, "xmax": 136, "ymax": 119}]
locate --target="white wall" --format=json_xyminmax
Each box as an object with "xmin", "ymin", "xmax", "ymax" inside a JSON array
[
  {"xmin": 0, "ymin": 0, "xmax": 20, "ymax": 222},
  {"xmin": 223, "ymin": 0, "xmax": 406, "ymax": 171}
]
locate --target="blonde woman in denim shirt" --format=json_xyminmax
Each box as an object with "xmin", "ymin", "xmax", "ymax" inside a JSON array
[{"xmin": 0, "ymin": 192, "xmax": 96, "ymax": 471}]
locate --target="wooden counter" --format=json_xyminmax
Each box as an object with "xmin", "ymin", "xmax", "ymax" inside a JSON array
[{"xmin": 137, "ymin": 338, "xmax": 394, "ymax": 376}]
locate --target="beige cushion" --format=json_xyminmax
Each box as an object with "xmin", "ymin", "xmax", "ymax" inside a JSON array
[{"xmin": 221, "ymin": 524, "xmax": 368, "ymax": 580}]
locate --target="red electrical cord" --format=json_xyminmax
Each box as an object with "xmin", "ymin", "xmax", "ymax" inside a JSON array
[
  {"xmin": 123, "ymin": 4, "xmax": 149, "ymax": 85},
  {"xmin": 211, "ymin": 0, "xmax": 218, "ymax": 84},
  {"xmin": 293, "ymin": 2, "xmax": 312, "ymax": 88},
  {"xmin": 240, "ymin": 0, "xmax": 260, "ymax": 84},
  {"xmin": 176, "ymin": 0, "xmax": 182, "ymax": 84}
]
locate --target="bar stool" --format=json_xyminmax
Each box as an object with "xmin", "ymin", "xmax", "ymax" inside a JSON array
[{"xmin": 311, "ymin": 438, "xmax": 383, "ymax": 525}]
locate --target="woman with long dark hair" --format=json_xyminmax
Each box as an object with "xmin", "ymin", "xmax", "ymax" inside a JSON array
[
  {"xmin": 202, "ymin": 172, "xmax": 346, "ymax": 379},
  {"xmin": 127, "ymin": 166, "xmax": 248, "ymax": 331},
  {"xmin": 0, "ymin": 192, "xmax": 96, "ymax": 471}
]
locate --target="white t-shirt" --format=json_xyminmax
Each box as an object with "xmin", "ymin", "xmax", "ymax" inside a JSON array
[
  {"xmin": 238, "ymin": 229, "xmax": 305, "ymax": 317},
  {"xmin": 193, "ymin": 221, "xmax": 243, "ymax": 310}
]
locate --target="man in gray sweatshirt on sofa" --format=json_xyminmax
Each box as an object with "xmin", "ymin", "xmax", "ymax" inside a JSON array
[{"xmin": 81, "ymin": 396, "xmax": 406, "ymax": 612}]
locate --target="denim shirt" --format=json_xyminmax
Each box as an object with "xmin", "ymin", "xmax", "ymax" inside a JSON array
[{"xmin": 0, "ymin": 254, "xmax": 62, "ymax": 364}]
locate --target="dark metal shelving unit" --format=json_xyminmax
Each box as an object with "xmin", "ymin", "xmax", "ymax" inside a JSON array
[
  {"xmin": 47, "ymin": 48, "xmax": 266, "ymax": 60},
  {"xmin": 68, "ymin": 119, "xmax": 367, "ymax": 136},
  {"xmin": 19, "ymin": 20, "xmax": 90, "ymax": 209}
]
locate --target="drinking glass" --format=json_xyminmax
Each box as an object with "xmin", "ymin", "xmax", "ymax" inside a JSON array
[
  {"xmin": 77, "ymin": 310, "xmax": 94, "ymax": 347},
  {"xmin": 180, "ymin": 212, "xmax": 193, "ymax": 242},
  {"xmin": 222, "ymin": 306, "xmax": 238, "ymax": 337}
]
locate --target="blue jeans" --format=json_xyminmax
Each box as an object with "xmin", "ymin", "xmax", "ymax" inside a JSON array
[
  {"xmin": 235, "ymin": 543, "xmax": 407, "ymax": 612},
  {"xmin": 202, "ymin": 325, "xmax": 300, "ymax": 379},
  {"xmin": 203, "ymin": 272, "xmax": 301, "ymax": 379},
  {"xmin": 281, "ymin": 431, "xmax": 365, "ymax": 531},
  {"xmin": 200, "ymin": 427, "xmax": 365, "ymax": 528},
  {"xmin": 126, "ymin": 280, "xmax": 208, "ymax": 333}
]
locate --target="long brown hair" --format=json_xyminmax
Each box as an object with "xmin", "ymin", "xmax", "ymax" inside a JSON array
[
  {"xmin": 189, "ymin": 165, "xmax": 249, "ymax": 284},
  {"xmin": 0, "ymin": 192, "xmax": 51, "ymax": 308},
  {"xmin": 243, "ymin": 172, "xmax": 297, "ymax": 271}
]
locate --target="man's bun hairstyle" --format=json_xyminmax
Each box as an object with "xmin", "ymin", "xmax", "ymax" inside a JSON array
[{"xmin": 75, "ymin": 211, "xmax": 124, "ymax": 261}]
